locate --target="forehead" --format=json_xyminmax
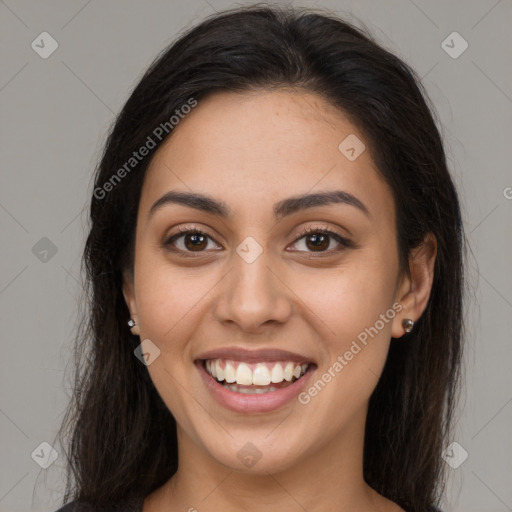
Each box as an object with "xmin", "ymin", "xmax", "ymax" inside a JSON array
[{"xmin": 140, "ymin": 89, "xmax": 394, "ymax": 224}]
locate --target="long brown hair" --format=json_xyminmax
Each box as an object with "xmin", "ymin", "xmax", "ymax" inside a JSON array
[{"xmin": 56, "ymin": 5, "xmax": 466, "ymax": 511}]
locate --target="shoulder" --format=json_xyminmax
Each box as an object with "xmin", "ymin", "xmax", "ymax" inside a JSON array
[
  {"xmin": 396, "ymin": 505, "xmax": 444, "ymax": 512},
  {"xmin": 54, "ymin": 502, "xmax": 92, "ymax": 512},
  {"xmin": 54, "ymin": 496, "xmax": 143, "ymax": 512}
]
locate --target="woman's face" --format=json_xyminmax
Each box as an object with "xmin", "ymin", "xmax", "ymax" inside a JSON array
[{"xmin": 123, "ymin": 89, "xmax": 411, "ymax": 474}]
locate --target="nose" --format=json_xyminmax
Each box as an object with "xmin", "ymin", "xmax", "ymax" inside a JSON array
[{"xmin": 212, "ymin": 246, "xmax": 292, "ymax": 334}]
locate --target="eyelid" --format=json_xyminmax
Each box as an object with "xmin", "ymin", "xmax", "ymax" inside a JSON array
[
  {"xmin": 163, "ymin": 225, "xmax": 222, "ymax": 257},
  {"xmin": 287, "ymin": 225, "xmax": 355, "ymax": 255},
  {"xmin": 162, "ymin": 223, "xmax": 354, "ymax": 256}
]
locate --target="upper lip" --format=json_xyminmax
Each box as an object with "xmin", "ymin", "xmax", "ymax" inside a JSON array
[{"xmin": 195, "ymin": 347, "xmax": 316, "ymax": 365}]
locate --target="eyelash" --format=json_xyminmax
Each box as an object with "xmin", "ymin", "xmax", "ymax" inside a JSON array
[{"xmin": 163, "ymin": 225, "xmax": 354, "ymax": 258}]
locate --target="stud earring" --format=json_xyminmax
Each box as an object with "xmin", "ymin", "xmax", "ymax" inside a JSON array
[
  {"xmin": 402, "ymin": 318, "xmax": 414, "ymax": 333},
  {"xmin": 128, "ymin": 319, "xmax": 136, "ymax": 328}
]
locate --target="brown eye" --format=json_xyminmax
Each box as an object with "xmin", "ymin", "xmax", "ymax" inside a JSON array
[
  {"xmin": 182, "ymin": 232, "xmax": 208, "ymax": 251},
  {"xmin": 304, "ymin": 232, "xmax": 330, "ymax": 251},
  {"xmin": 290, "ymin": 226, "xmax": 353, "ymax": 254},
  {"xmin": 164, "ymin": 228, "xmax": 221, "ymax": 255},
  {"xmin": 163, "ymin": 225, "xmax": 354, "ymax": 258}
]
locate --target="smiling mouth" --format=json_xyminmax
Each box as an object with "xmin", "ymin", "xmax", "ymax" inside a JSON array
[{"xmin": 202, "ymin": 358, "xmax": 313, "ymax": 394}]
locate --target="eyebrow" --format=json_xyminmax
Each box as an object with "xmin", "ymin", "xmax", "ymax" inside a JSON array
[{"xmin": 147, "ymin": 189, "xmax": 370, "ymax": 222}]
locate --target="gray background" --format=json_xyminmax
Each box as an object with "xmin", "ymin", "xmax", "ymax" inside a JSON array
[{"xmin": 1, "ymin": 1, "xmax": 511, "ymax": 511}]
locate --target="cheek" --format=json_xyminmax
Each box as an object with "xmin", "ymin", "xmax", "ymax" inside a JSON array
[
  {"xmin": 295, "ymin": 256, "xmax": 399, "ymax": 404},
  {"xmin": 133, "ymin": 249, "xmax": 213, "ymax": 347},
  {"xmin": 295, "ymin": 256, "xmax": 398, "ymax": 419},
  {"xmin": 297, "ymin": 254, "xmax": 398, "ymax": 342}
]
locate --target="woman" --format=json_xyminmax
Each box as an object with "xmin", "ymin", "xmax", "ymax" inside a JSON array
[{"xmin": 55, "ymin": 4, "xmax": 466, "ymax": 512}]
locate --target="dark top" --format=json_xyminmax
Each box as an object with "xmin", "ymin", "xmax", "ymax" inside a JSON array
[
  {"xmin": 55, "ymin": 496, "xmax": 444, "ymax": 512},
  {"xmin": 55, "ymin": 495, "xmax": 144, "ymax": 512}
]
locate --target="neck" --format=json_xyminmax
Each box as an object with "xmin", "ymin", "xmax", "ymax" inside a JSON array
[{"xmin": 143, "ymin": 405, "xmax": 397, "ymax": 512}]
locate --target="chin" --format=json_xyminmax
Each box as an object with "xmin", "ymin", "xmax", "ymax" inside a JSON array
[{"xmin": 200, "ymin": 434, "xmax": 306, "ymax": 475}]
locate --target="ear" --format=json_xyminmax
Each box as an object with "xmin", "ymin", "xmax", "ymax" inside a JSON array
[
  {"xmin": 391, "ymin": 232, "xmax": 437, "ymax": 338},
  {"xmin": 122, "ymin": 268, "xmax": 140, "ymax": 336}
]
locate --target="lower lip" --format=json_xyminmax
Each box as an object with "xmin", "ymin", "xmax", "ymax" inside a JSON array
[{"xmin": 196, "ymin": 361, "xmax": 315, "ymax": 414}]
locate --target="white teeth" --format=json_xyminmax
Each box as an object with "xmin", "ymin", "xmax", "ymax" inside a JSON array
[
  {"xmin": 283, "ymin": 362, "xmax": 295, "ymax": 382},
  {"xmin": 252, "ymin": 364, "xmax": 271, "ymax": 386},
  {"xmin": 270, "ymin": 363, "xmax": 284, "ymax": 383},
  {"xmin": 214, "ymin": 360, "xmax": 224, "ymax": 381},
  {"xmin": 236, "ymin": 363, "xmax": 253, "ymax": 385},
  {"xmin": 204, "ymin": 359, "xmax": 309, "ymax": 386},
  {"xmin": 224, "ymin": 361, "xmax": 236, "ymax": 383},
  {"xmin": 226, "ymin": 384, "xmax": 280, "ymax": 394}
]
